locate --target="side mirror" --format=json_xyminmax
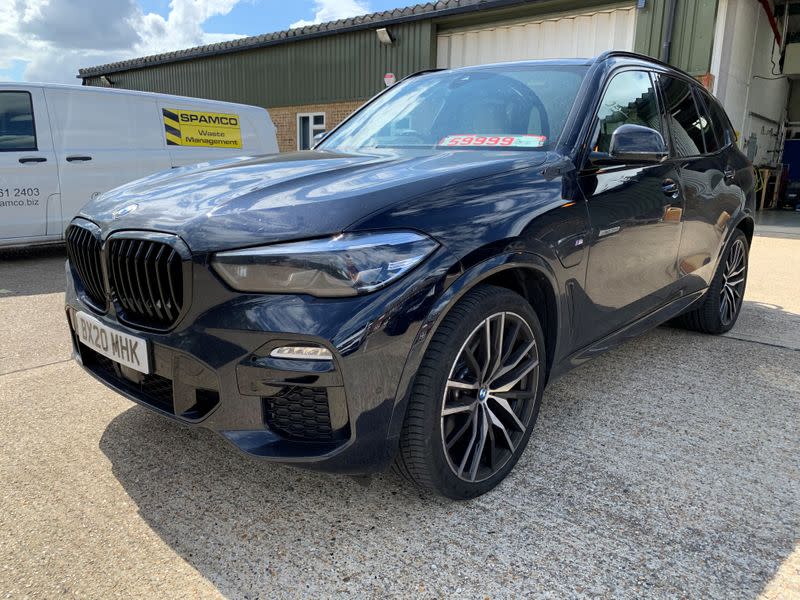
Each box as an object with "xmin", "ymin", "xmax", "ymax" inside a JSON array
[
  {"xmin": 607, "ymin": 124, "xmax": 668, "ymax": 163},
  {"xmin": 313, "ymin": 131, "xmax": 327, "ymax": 144}
]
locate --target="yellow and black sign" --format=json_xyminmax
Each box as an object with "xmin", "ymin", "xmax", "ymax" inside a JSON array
[{"xmin": 162, "ymin": 108, "xmax": 242, "ymax": 149}]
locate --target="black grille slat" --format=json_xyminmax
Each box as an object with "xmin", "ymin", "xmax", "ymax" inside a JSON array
[
  {"xmin": 166, "ymin": 249, "xmax": 181, "ymax": 316},
  {"xmin": 82, "ymin": 229, "xmax": 98, "ymax": 298},
  {"xmin": 108, "ymin": 237, "xmax": 185, "ymax": 329},
  {"xmin": 124, "ymin": 240, "xmax": 144, "ymax": 315},
  {"xmin": 143, "ymin": 244, "xmax": 163, "ymax": 321},
  {"xmin": 152, "ymin": 245, "xmax": 169, "ymax": 320},
  {"xmin": 110, "ymin": 241, "xmax": 129, "ymax": 313},
  {"xmin": 66, "ymin": 225, "xmax": 105, "ymax": 309},
  {"xmin": 86, "ymin": 229, "xmax": 104, "ymax": 302},
  {"xmin": 133, "ymin": 241, "xmax": 154, "ymax": 318},
  {"xmin": 120, "ymin": 240, "xmax": 137, "ymax": 314}
]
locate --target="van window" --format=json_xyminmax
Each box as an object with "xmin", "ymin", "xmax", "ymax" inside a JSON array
[
  {"xmin": 0, "ymin": 92, "xmax": 36, "ymax": 151},
  {"xmin": 657, "ymin": 76, "xmax": 705, "ymax": 157},
  {"xmin": 593, "ymin": 70, "xmax": 664, "ymax": 154}
]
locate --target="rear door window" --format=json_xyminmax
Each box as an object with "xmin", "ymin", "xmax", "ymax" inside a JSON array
[
  {"xmin": 0, "ymin": 91, "xmax": 37, "ymax": 151},
  {"xmin": 699, "ymin": 91, "xmax": 734, "ymax": 149},
  {"xmin": 692, "ymin": 89, "xmax": 723, "ymax": 154},
  {"xmin": 593, "ymin": 70, "xmax": 664, "ymax": 153},
  {"xmin": 657, "ymin": 75, "xmax": 706, "ymax": 157}
]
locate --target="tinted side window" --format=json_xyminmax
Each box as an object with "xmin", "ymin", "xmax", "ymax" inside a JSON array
[
  {"xmin": 594, "ymin": 70, "xmax": 664, "ymax": 153},
  {"xmin": 658, "ymin": 76, "xmax": 705, "ymax": 157},
  {"xmin": 693, "ymin": 89, "xmax": 722, "ymax": 153},
  {"xmin": 0, "ymin": 92, "xmax": 36, "ymax": 151},
  {"xmin": 700, "ymin": 91, "xmax": 733, "ymax": 148}
]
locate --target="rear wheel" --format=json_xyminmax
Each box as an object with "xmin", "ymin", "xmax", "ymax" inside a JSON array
[
  {"xmin": 676, "ymin": 229, "xmax": 749, "ymax": 334},
  {"xmin": 394, "ymin": 285, "xmax": 546, "ymax": 499}
]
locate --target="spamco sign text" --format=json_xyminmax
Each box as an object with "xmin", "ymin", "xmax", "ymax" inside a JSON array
[
  {"xmin": 179, "ymin": 113, "xmax": 239, "ymax": 126},
  {"xmin": 162, "ymin": 108, "xmax": 243, "ymax": 149}
]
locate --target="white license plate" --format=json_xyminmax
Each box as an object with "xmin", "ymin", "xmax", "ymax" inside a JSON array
[{"xmin": 75, "ymin": 311, "xmax": 150, "ymax": 374}]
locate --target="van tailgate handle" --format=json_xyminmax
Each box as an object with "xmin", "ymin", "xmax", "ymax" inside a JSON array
[
  {"xmin": 66, "ymin": 155, "xmax": 93, "ymax": 162},
  {"xmin": 19, "ymin": 156, "xmax": 47, "ymax": 164}
]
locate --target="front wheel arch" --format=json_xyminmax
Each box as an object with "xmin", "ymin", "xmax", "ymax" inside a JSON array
[
  {"xmin": 735, "ymin": 215, "xmax": 754, "ymax": 247},
  {"xmin": 386, "ymin": 253, "xmax": 562, "ymax": 443}
]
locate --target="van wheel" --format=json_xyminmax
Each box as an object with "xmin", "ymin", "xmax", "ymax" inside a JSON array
[
  {"xmin": 675, "ymin": 229, "xmax": 749, "ymax": 334},
  {"xmin": 394, "ymin": 285, "xmax": 546, "ymax": 500}
]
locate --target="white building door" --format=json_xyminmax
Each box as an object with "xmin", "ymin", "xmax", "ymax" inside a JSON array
[{"xmin": 436, "ymin": 4, "xmax": 638, "ymax": 69}]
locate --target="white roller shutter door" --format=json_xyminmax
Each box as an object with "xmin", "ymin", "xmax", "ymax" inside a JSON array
[{"xmin": 437, "ymin": 4, "xmax": 638, "ymax": 69}]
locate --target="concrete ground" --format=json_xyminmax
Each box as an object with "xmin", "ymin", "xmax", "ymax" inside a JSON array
[{"xmin": 1, "ymin": 213, "xmax": 798, "ymax": 599}]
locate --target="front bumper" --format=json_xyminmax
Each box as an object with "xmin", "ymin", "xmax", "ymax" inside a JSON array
[{"xmin": 65, "ymin": 248, "xmax": 457, "ymax": 475}]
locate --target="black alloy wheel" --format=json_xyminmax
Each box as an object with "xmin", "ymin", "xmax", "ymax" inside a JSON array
[
  {"xmin": 674, "ymin": 228, "xmax": 749, "ymax": 335},
  {"xmin": 395, "ymin": 285, "xmax": 546, "ymax": 499},
  {"xmin": 440, "ymin": 311, "xmax": 539, "ymax": 483},
  {"xmin": 719, "ymin": 237, "xmax": 747, "ymax": 327}
]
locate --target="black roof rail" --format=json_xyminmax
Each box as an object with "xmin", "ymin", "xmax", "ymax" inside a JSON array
[{"xmin": 593, "ymin": 50, "xmax": 697, "ymax": 80}]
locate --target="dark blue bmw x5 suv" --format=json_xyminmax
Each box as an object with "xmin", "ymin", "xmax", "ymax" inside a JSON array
[{"xmin": 65, "ymin": 52, "xmax": 754, "ymax": 499}]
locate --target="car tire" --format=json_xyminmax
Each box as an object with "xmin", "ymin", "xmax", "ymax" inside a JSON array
[
  {"xmin": 675, "ymin": 229, "xmax": 749, "ymax": 335},
  {"xmin": 394, "ymin": 284, "xmax": 546, "ymax": 500}
]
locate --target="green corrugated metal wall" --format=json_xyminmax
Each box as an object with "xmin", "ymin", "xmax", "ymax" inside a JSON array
[
  {"xmin": 84, "ymin": 20, "xmax": 435, "ymax": 107},
  {"xmin": 84, "ymin": 1, "xmax": 720, "ymax": 104},
  {"xmin": 634, "ymin": 0, "xmax": 719, "ymax": 75}
]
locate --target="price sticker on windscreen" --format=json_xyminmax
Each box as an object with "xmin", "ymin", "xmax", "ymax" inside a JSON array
[
  {"xmin": 438, "ymin": 134, "xmax": 547, "ymax": 148},
  {"xmin": 163, "ymin": 108, "xmax": 243, "ymax": 149}
]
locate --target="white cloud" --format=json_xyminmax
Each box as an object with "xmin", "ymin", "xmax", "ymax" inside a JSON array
[
  {"xmin": 290, "ymin": 0, "xmax": 370, "ymax": 28},
  {"xmin": 0, "ymin": 0, "xmax": 245, "ymax": 84}
]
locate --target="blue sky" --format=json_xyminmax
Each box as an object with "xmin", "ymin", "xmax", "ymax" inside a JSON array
[
  {"xmin": 0, "ymin": 0, "xmax": 416, "ymax": 83},
  {"xmin": 144, "ymin": 0, "xmax": 413, "ymax": 36}
]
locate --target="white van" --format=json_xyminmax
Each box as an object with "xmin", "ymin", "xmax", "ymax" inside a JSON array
[{"xmin": 0, "ymin": 83, "xmax": 278, "ymax": 248}]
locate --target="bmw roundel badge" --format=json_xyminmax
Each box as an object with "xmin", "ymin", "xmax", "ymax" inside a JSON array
[{"xmin": 112, "ymin": 203, "xmax": 138, "ymax": 219}]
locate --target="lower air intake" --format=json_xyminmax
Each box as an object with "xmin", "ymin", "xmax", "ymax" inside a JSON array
[{"xmin": 262, "ymin": 387, "xmax": 335, "ymax": 441}]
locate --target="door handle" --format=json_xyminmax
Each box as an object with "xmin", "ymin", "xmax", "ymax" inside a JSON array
[
  {"xmin": 19, "ymin": 156, "xmax": 47, "ymax": 164},
  {"xmin": 723, "ymin": 168, "xmax": 736, "ymax": 183},
  {"xmin": 66, "ymin": 155, "xmax": 93, "ymax": 162},
  {"xmin": 662, "ymin": 178, "xmax": 679, "ymax": 197}
]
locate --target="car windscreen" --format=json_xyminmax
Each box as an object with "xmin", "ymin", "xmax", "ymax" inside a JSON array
[{"xmin": 319, "ymin": 65, "xmax": 588, "ymax": 152}]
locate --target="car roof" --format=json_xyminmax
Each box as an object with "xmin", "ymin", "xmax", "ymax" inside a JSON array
[
  {"xmin": 451, "ymin": 58, "xmax": 595, "ymax": 71},
  {"xmin": 423, "ymin": 51, "xmax": 696, "ymax": 82}
]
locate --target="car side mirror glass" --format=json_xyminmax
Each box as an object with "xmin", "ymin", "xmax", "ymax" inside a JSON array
[
  {"xmin": 604, "ymin": 124, "xmax": 668, "ymax": 164},
  {"xmin": 313, "ymin": 131, "xmax": 328, "ymax": 144}
]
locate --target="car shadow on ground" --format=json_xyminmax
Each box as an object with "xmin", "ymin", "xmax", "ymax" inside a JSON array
[
  {"xmin": 0, "ymin": 245, "xmax": 66, "ymax": 297},
  {"xmin": 98, "ymin": 305, "xmax": 799, "ymax": 598},
  {"xmin": 719, "ymin": 300, "xmax": 800, "ymax": 351}
]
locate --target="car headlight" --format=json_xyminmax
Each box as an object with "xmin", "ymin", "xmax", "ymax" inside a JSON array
[{"xmin": 211, "ymin": 231, "xmax": 438, "ymax": 297}]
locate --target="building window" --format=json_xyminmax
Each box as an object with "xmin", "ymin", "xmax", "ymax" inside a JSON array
[{"xmin": 297, "ymin": 112, "xmax": 325, "ymax": 150}]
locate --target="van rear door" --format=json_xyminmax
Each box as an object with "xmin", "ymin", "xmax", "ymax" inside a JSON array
[{"xmin": 0, "ymin": 88, "xmax": 59, "ymax": 241}]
